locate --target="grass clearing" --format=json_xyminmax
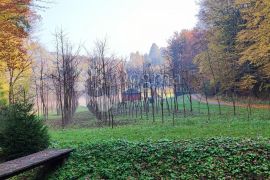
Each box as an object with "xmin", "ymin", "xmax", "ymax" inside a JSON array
[
  {"xmin": 45, "ymin": 97, "xmax": 270, "ymax": 179},
  {"xmin": 50, "ymin": 118, "xmax": 270, "ymax": 148},
  {"xmin": 49, "ymin": 97, "xmax": 270, "ymax": 147}
]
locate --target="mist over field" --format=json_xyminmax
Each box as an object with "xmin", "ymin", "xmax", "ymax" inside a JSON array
[{"xmin": 1, "ymin": 0, "xmax": 270, "ymax": 179}]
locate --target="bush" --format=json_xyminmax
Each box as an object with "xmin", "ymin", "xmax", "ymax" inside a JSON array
[
  {"xmin": 49, "ymin": 138, "xmax": 270, "ymax": 179},
  {"xmin": 0, "ymin": 102, "xmax": 50, "ymax": 160}
]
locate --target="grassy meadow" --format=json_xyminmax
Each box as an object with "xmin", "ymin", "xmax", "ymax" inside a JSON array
[{"xmin": 38, "ymin": 96, "xmax": 270, "ymax": 179}]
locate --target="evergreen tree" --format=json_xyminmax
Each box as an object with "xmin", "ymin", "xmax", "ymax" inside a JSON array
[{"xmin": 0, "ymin": 101, "xmax": 49, "ymax": 160}]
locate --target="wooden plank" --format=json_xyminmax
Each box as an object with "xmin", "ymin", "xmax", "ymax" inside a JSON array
[{"xmin": 0, "ymin": 149, "xmax": 73, "ymax": 179}]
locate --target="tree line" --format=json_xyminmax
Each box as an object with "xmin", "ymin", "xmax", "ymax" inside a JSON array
[
  {"xmin": 0, "ymin": 0, "xmax": 269, "ymax": 128},
  {"xmin": 194, "ymin": 0, "xmax": 270, "ymax": 99}
]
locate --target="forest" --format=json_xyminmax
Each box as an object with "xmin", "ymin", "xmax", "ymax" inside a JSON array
[{"xmin": 0, "ymin": 0, "xmax": 270, "ymax": 179}]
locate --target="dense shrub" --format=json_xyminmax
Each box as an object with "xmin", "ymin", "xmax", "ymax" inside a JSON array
[
  {"xmin": 49, "ymin": 138, "xmax": 270, "ymax": 179},
  {"xmin": 0, "ymin": 102, "xmax": 50, "ymax": 160}
]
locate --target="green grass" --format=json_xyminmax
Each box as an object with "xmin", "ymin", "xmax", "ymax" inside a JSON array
[
  {"xmin": 3, "ymin": 96, "xmax": 269, "ymax": 179},
  {"xmin": 49, "ymin": 96, "xmax": 270, "ymax": 147},
  {"xmin": 50, "ymin": 118, "xmax": 270, "ymax": 148},
  {"xmin": 107, "ymin": 95, "xmax": 270, "ymax": 124},
  {"xmin": 41, "ymin": 97, "xmax": 270, "ymax": 179},
  {"xmin": 46, "ymin": 106, "xmax": 100, "ymax": 129}
]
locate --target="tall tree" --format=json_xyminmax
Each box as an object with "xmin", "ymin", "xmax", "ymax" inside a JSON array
[
  {"xmin": 51, "ymin": 30, "xmax": 81, "ymax": 127},
  {"xmin": 237, "ymin": 0, "xmax": 270, "ymax": 97},
  {"xmin": 195, "ymin": 0, "xmax": 247, "ymax": 114},
  {"xmin": 0, "ymin": 0, "xmax": 37, "ymax": 103}
]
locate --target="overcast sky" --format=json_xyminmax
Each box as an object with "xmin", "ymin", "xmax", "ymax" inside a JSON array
[{"xmin": 36, "ymin": 0, "xmax": 199, "ymax": 56}]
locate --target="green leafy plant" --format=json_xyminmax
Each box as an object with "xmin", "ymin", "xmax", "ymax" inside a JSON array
[
  {"xmin": 0, "ymin": 101, "xmax": 50, "ymax": 160},
  {"xmin": 49, "ymin": 138, "xmax": 270, "ymax": 179}
]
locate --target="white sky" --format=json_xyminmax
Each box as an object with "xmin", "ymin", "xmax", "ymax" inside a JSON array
[{"xmin": 36, "ymin": 0, "xmax": 199, "ymax": 56}]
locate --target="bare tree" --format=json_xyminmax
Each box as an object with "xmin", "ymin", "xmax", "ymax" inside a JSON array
[
  {"xmin": 31, "ymin": 43, "xmax": 51, "ymax": 120},
  {"xmin": 86, "ymin": 39, "xmax": 124, "ymax": 127},
  {"xmin": 51, "ymin": 30, "xmax": 81, "ymax": 127}
]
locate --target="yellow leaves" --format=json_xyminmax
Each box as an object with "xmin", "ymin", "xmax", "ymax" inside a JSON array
[
  {"xmin": 193, "ymin": 51, "xmax": 208, "ymax": 74},
  {"xmin": 239, "ymin": 75, "xmax": 257, "ymax": 91},
  {"xmin": 262, "ymin": 63, "xmax": 270, "ymax": 78},
  {"xmin": 196, "ymin": 0, "xmax": 269, "ymax": 94},
  {"xmin": 236, "ymin": 0, "xmax": 270, "ymax": 92},
  {"xmin": 0, "ymin": 38, "xmax": 26, "ymax": 68},
  {"xmin": 0, "ymin": 0, "xmax": 34, "ymax": 103}
]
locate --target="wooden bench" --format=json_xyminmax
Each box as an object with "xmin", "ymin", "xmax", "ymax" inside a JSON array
[{"xmin": 0, "ymin": 149, "xmax": 73, "ymax": 179}]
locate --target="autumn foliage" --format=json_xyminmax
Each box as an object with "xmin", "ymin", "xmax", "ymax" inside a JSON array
[
  {"xmin": 172, "ymin": 0, "xmax": 270, "ymax": 98},
  {"xmin": 0, "ymin": 0, "xmax": 35, "ymax": 103}
]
